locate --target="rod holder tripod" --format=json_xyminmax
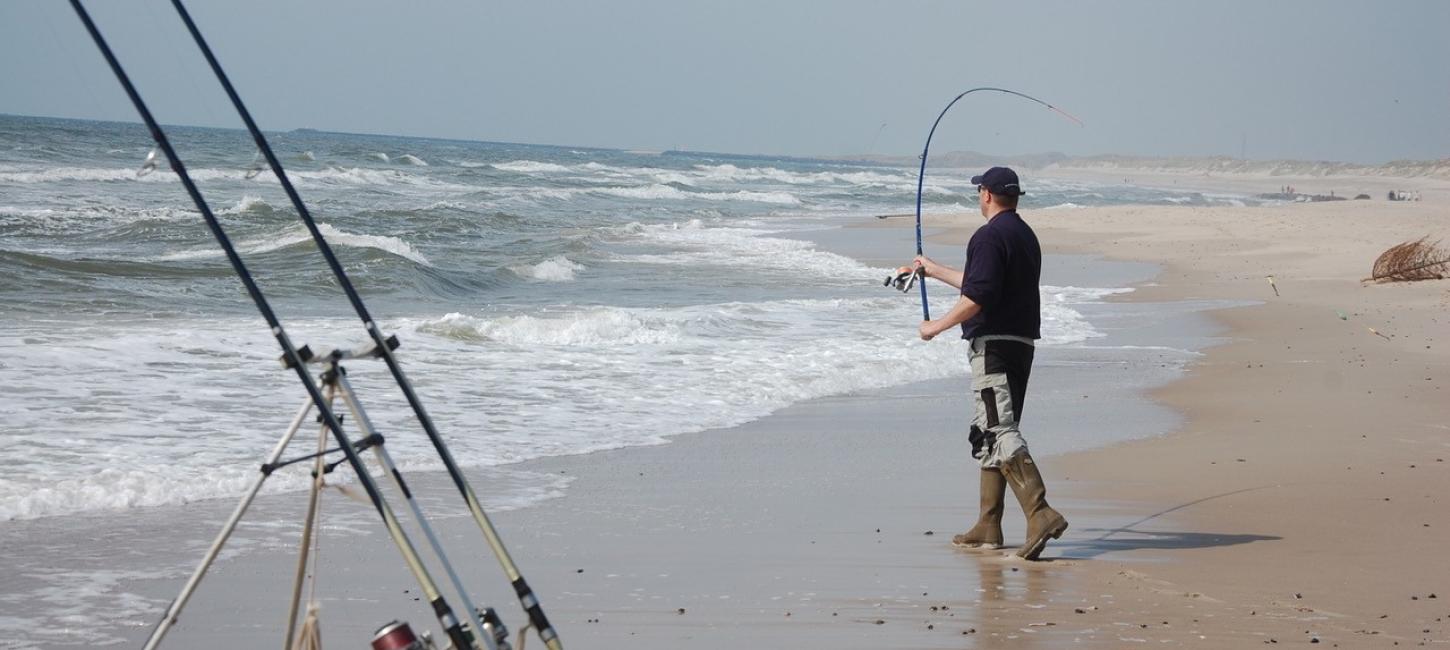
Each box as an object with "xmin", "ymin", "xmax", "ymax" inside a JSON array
[{"xmin": 140, "ymin": 347, "xmax": 506, "ymax": 650}]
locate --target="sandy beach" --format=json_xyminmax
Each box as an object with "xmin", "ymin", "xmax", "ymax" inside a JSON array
[
  {"xmin": 907, "ymin": 169, "xmax": 1450, "ymax": 646},
  {"xmin": 5, "ymin": 168, "xmax": 1448, "ymax": 650}
]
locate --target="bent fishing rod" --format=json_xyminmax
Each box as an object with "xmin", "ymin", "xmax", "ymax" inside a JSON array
[
  {"xmin": 910, "ymin": 87, "xmax": 1082, "ymax": 320},
  {"xmin": 65, "ymin": 3, "xmax": 480, "ymax": 649},
  {"xmin": 163, "ymin": 1, "xmax": 562, "ymax": 647}
]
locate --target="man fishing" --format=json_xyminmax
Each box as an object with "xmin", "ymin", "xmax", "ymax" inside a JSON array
[{"xmin": 910, "ymin": 166, "xmax": 1068, "ymax": 560}]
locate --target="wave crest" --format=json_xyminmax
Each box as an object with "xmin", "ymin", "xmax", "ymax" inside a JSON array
[
  {"xmin": 511, "ymin": 256, "xmax": 585, "ymax": 281},
  {"xmin": 493, "ymin": 160, "xmax": 570, "ymax": 173},
  {"xmin": 155, "ymin": 222, "xmax": 431, "ymax": 266},
  {"xmin": 417, "ymin": 309, "xmax": 683, "ymax": 346},
  {"xmin": 592, "ymin": 184, "xmax": 800, "ymax": 204},
  {"xmin": 217, "ymin": 195, "xmax": 272, "ymax": 215}
]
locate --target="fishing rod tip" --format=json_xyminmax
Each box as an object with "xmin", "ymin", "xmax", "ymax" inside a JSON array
[{"xmin": 1050, "ymin": 106, "xmax": 1085, "ymax": 127}]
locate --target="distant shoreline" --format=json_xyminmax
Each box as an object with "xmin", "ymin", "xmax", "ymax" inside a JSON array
[
  {"xmin": 4, "ymin": 111, "xmax": 1444, "ymax": 176},
  {"xmin": 834, "ymin": 149, "xmax": 1450, "ymax": 181}
]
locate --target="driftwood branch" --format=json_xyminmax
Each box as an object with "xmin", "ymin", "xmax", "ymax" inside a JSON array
[{"xmin": 1366, "ymin": 237, "xmax": 1450, "ymax": 283}]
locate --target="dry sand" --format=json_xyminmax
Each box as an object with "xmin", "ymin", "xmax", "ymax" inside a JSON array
[{"xmin": 909, "ymin": 175, "xmax": 1450, "ymax": 646}]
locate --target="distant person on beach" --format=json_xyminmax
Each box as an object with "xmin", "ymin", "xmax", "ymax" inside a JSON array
[{"xmin": 909, "ymin": 166, "xmax": 1069, "ymax": 560}]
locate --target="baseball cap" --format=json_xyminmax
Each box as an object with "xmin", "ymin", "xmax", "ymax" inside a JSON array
[{"xmin": 970, "ymin": 166, "xmax": 1025, "ymax": 197}]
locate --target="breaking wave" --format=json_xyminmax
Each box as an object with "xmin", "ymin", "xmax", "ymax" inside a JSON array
[
  {"xmin": 154, "ymin": 222, "xmax": 432, "ymax": 265},
  {"xmin": 511, "ymin": 256, "xmax": 585, "ymax": 281}
]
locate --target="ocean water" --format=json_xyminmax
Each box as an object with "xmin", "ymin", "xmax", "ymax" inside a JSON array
[
  {"xmin": 0, "ymin": 113, "xmax": 1259, "ymax": 649},
  {"xmin": 0, "ymin": 114, "xmax": 1254, "ymax": 524}
]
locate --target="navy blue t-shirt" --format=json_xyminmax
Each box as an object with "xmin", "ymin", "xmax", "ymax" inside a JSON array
[{"xmin": 959, "ymin": 210, "xmax": 1041, "ymax": 340}]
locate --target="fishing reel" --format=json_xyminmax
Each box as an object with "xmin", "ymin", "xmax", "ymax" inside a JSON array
[
  {"xmin": 883, "ymin": 265, "xmax": 925, "ymax": 293},
  {"xmin": 371, "ymin": 620, "xmax": 434, "ymax": 650},
  {"xmin": 371, "ymin": 607, "xmax": 511, "ymax": 650}
]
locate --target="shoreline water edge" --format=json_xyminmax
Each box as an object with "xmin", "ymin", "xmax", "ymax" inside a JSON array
[
  {"xmin": 1, "ymin": 220, "xmax": 1222, "ymax": 648},
  {"xmin": 3, "ymin": 120, "xmax": 1448, "ymax": 646}
]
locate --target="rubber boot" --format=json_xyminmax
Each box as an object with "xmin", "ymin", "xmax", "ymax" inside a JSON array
[
  {"xmin": 1001, "ymin": 451, "xmax": 1068, "ymax": 560},
  {"xmin": 951, "ymin": 469, "xmax": 1005, "ymax": 549}
]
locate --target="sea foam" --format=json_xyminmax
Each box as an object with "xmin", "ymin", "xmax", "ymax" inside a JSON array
[{"xmin": 512, "ymin": 256, "xmax": 585, "ymax": 281}]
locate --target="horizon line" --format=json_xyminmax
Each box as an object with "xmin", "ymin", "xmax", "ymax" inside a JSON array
[{"xmin": 3, "ymin": 111, "xmax": 1445, "ymax": 169}]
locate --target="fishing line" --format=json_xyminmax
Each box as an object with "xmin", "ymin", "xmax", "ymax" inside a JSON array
[
  {"xmin": 38, "ymin": 3, "xmax": 109, "ymax": 121},
  {"xmin": 163, "ymin": 1, "xmax": 562, "ymax": 647},
  {"xmin": 64, "ymin": 3, "xmax": 477, "ymax": 649},
  {"xmin": 910, "ymin": 87, "xmax": 1082, "ymax": 320}
]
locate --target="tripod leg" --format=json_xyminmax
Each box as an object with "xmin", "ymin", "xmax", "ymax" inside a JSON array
[
  {"xmin": 142, "ymin": 400, "xmax": 315, "ymax": 650},
  {"xmin": 284, "ymin": 385, "xmax": 337, "ymax": 650}
]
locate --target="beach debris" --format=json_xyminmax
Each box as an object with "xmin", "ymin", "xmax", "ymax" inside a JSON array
[
  {"xmin": 1336, "ymin": 310, "xmax": 1348, "ymax": 320},
  {"xmin": 677, "ymin": 608, "xmax": 685, "ymax": 615},
  {"xmin": 1266, "ymin": 275, "xmax": 1279, "ymax": 296},
  {"xmin": 1367, "ymin": 326, "xmax": 1392, "ymax": 341},
  {"xmin": 924, "ymin": 530, "xmax": 935, "ymax": 536},
  {"xmin": 1367, "ymin": 237, "xmax": 1450, "ymax": 283}
]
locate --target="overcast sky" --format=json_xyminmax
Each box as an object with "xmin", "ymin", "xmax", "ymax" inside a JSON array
[{"xmin": 2, "ymin": 0, "xmax": 1446, "ymax": 163}]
